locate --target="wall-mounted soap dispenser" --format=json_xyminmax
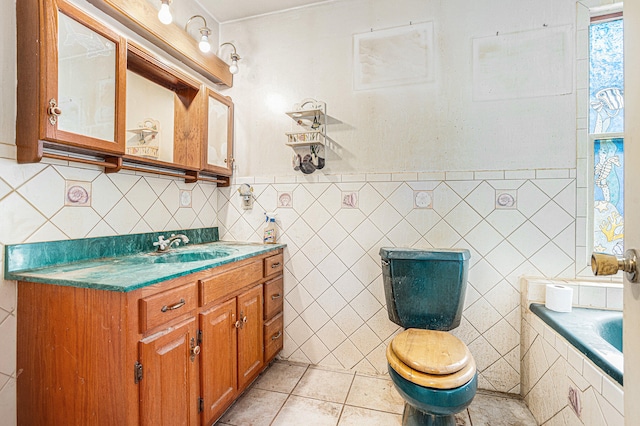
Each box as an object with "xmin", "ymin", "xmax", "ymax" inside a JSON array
[{"xmin": 238, "ymin": 183, "xmax": 254, "ymax": 209}]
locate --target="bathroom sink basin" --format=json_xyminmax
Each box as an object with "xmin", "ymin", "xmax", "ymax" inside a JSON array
[
  {"xmin": 149, "ymin": 248, "xmax": 234, "ymax": 263},
  {"xmin": 124, "ymin": 247, "xmax": 235, "ymax": 264}
]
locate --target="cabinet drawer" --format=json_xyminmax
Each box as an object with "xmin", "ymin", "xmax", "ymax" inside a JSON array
[
  {"xmin": 139, "ymin": 282, "xmax": 197, "ymax": 333},
  {"xmin": 264, "ymin": 253, "xmax": 283, "ymax": 277},
  {"xmin": 264, "ymin": 312, "xmax": 283, "ymax": 362},
  {"xmin": 264, "ymin": 277, "xmax": 283, "ymax": 321},
  {"xmin": 200, "ymin": 260, "xmax": 262, "ymax": 306}
]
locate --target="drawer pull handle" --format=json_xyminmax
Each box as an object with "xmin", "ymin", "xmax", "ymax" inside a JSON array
[
  {"xmin": 161, "ymin": 299, "xmax": 185, "ymax": 312},
  {"xmin": 271, "ymin": 293, "xmax": 282, "ymax": 300},
  {"xmin": 271, "ymin": 262, "xmax": 281, "ymax": 268},
  {"xmin": 272, "ymin": 331, "xmax": 282, "ymax": 340}
]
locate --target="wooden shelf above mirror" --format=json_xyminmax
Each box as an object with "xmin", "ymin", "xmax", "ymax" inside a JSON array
[{"xmin": 87, "ymin": 0, "xmax": 233, "ymax": 87}]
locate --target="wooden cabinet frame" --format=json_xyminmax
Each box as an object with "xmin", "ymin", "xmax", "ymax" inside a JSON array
[
  {"xmin": 202, "ymin": 88, "xmax": 234, "ymax": 177},
  {"xmin": 124, "ymin": 42, "xmax": 203, "ymax": 171},
  {"xmin": 17, "ymin": 0, "xmax": 127, "ymax": 162}
]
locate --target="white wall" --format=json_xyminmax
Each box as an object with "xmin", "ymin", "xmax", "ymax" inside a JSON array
[
  {"xmin": 0, "ymin": 0, "xmax": 16, "ymax": 159},
  {"xmin": 220, "ymin": 0, "xmax": 576, "ymax": 177},
  {"xmin": 214, "ymin": 0, "xmax": 599, "ymax": 397}
]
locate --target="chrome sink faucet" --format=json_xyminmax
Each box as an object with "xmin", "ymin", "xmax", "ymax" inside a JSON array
[{"xmin": 153, "ymin": 234, "xmax": 190, "ymax": 252}]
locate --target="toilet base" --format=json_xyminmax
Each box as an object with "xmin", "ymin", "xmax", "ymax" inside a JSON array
[
  {"xmin": 388, "ymin": 365, "xmax": 476, "ymax": 426},
  {"xmin": 402, "ymin": 403, "xmax": 456, "ymax": 426}
]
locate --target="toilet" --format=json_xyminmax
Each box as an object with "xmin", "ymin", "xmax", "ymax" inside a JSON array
[{"xmin": 380, "ymin": 247, "xmax": 477, "ymax": 426}]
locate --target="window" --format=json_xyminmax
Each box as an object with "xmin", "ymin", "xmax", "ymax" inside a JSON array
[{"xmin": 590, "ymin": 15, "xmax": 624, "ymax": 255}]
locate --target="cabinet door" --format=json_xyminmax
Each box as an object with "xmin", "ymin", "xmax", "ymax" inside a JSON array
[
  {"xmin": 202, "ymin": 88, "xmax": 234, "ymax": 176},
  {"xmin": 200, "ymin": 298, "xmax": 238, "ymax": 425},
  {"xmin": 42, "ymin": 0, "xmax": 126, "ymax": 154},
  {"xmin": 237, "ymin": 285, "xmax": 264, "ymax": 390},
  {"xmin": 139, "ymin": 317, "xmax": 198, "ymax": 426}
]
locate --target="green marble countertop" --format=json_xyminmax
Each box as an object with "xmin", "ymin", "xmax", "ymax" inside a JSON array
[{"xmin": 4, "ymin": 228, "xmax": 285, "ymax": 292}]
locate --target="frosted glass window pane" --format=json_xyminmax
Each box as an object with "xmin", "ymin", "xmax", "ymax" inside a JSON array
[{"xmin": 57, "ymin": 12, "xmax": 116, "ymax": 141}]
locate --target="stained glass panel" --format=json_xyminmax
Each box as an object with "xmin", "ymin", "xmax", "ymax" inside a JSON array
[
  {"xmin": 589, "ymin": 19, "xmax": 624, "ymax": 135},
  {"xmin": 590, "ymin": 18, "xmax": 624, "ymax": 255},
  {"xmin": 593, "ymin": 138, "xmax": 624, "ymax": 255}
]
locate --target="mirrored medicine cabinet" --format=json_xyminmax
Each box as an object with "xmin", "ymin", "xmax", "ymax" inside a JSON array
[{"xmin": 17, "ymin": 0, "xmax": 234, "ymax": 185}]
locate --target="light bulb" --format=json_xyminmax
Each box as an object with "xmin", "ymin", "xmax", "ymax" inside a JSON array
[
  {"xmin": 198, "ymin": 34, "xmax": 211, "ymax": 53},
  {"xmin": 158, "ymin": 2, "xmax": 172, "ymax": 25},
  {"xmin": 229, "ymin": 59, "xmax": 239, "ymax": 74}
]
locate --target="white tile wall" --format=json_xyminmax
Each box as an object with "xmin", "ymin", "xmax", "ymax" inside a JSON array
[
  {"xmin": 219, "ymin": 169, "xmax": 579, "ymax": 393},
  {"xmin": 0, "ymin": 159, "xmax": 219, "ymax": 424},
  {"xmin": 523, "ymin": 277, "xmax": 623, "ymax": 311}
]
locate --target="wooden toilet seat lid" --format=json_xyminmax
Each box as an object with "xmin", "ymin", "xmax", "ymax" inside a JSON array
[
  {"xmin": 391, "ymin": 329, "xmax": 472, "ymax": 375},
  {"xmin": 387, "ymin": 343, "xmax": 477, "ymax": 389}
]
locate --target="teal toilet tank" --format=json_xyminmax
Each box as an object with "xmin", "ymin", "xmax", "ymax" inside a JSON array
[{"xmin": 380, "ymin": 248, "xmax": 470, "ymax": 331}]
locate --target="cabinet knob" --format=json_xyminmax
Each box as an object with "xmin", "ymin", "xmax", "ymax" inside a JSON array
[
  {"xmin": 191, "ymin": 345, "xmax": 201, "ymax": 356},
  {"xmin": 234, "ymin": 320, "xmax": 243, "ymax": 329},
  {"xmin": 190, "ymin": 337, "xmax": 200, "ymax": 362},
  {"xmin": 47, "ymin": 98, "xmax": 62, "ymax": 125}
]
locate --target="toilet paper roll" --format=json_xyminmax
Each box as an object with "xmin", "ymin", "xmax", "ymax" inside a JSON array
[{"xmin": 545, "ymin": 284, "xmax": 573, "ymax": 313}]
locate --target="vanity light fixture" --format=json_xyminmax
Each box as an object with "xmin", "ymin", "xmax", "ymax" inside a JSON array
[
  {"xmin": 157, "ymin": 0, "xmax": 173, "ymax": 25},
  {"xmin": 219, "ymin": 42, "xmax": 241, "ymax": 74},
  {"xmin": 185, "ymin": 15, "xmax": 212, "ymax": 53}
]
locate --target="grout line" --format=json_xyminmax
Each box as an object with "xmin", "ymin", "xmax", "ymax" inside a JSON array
[{"xmin": 268, "ymin": 362, "xmax": 310, "ymax": 426}]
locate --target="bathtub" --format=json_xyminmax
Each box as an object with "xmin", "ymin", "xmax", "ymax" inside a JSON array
[{"xmin": 529, "ymin": 303, "xmax": 623, "ymax": 385}]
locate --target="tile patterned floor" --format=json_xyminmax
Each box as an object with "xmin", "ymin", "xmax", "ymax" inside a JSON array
[{"xmin": 215, "ymin": 361, "xmax": 538, "ymax": 426}]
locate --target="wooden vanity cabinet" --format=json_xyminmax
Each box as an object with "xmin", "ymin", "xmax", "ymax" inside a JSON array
[
  {"xmin": 200, "ymin": 298, "xmax": 238, "ymax": 424},
  {"xmin": 16, "ymin": 249, "xmax": 284, "ymax": 426},
  {"xmin": 17, "ymin": 0, "xmax": 127, "ymax": 162},
  {"xmin": 139, "ymin": 317, "xmax": 199, "ymax": 426},
  {"xmin": 263, "ymin": 253, "xmax": 285, "ymax": 364},
  {"xmin": 138, "ymin": 282, "xmax": 200, "ymax": 426},
  {"xmin": 199, "ymin": 259, "xmax": 265, "ymax": 425}
]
